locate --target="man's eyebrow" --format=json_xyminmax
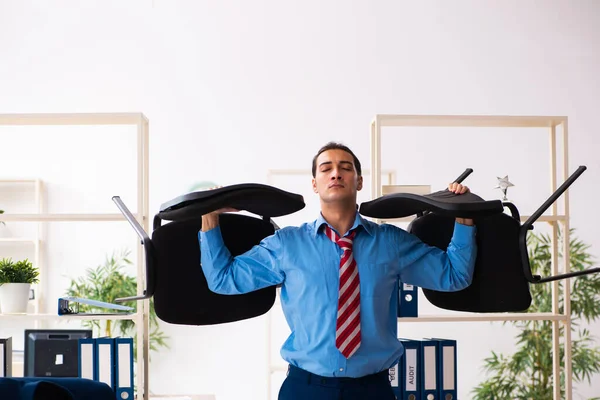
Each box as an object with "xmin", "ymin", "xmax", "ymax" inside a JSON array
[{"xmin": 318, "ymin": 160, "xmax": 354, "ymax": 168}]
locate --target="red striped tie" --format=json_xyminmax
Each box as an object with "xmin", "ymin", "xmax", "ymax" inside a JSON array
[{"xmin": 325, "ymin": 225, "xmax": 361, "ymax": 358}]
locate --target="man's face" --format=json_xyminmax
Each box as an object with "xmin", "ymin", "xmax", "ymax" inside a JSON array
[{"xmin": 312, "ymin": 149, "xmax": 363, "ymax": 204}]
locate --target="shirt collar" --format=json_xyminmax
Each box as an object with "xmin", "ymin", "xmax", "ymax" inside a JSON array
[{"xmin": 314, "ymin": 211, "xmax": 374, "ymax": 238}]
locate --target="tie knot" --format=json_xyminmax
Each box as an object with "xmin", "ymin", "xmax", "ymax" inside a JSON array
[{"xmin": 325, "ymin": 225, "xmax": 356, "ymax": 251}]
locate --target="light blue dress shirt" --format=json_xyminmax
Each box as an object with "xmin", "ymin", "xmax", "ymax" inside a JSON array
[{"xmin": 199, "ymin": 212, "xmax": 476, "ymax": 378}]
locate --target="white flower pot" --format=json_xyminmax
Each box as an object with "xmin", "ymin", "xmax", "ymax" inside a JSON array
[{"xmin": 0, "ymin": 283, "xmax": 31, "ymax": 314}]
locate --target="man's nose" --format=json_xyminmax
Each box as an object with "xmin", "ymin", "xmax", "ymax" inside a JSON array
[{"xmin": 330, "ymin": 171, "xmax": 342, "ymax": 180}]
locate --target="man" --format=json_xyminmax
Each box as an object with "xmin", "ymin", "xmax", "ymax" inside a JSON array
[{"xmin": 199, "ymin": 142, "xmax": 476, "ymax": 400}]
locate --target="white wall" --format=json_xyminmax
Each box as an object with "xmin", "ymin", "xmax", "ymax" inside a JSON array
[{"xmin": 1, "ymin": 0, "xmax": 599, "ymax": 399}]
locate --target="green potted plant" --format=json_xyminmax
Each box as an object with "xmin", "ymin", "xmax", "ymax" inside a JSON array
[
  {"xmin": 65, "ymin": 249, "xmax": 169, "ymax": 358},
  {"xmin": 0, "ymin": 209, "xmax": 6, "ymax": 232},
  {"xmin": 0, "ymin": 257, "xmax": 39, "ymax": 314},
  {"xmin": 472, "ymin": 229, "xmax": 600, "ymax": 399}
]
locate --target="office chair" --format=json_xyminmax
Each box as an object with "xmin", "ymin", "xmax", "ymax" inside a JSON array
[
  {"xmin": 359, "ymin": 166, "xmax": 598, "ymax": 313},
  {"xmin": 0, "ymin": 377, "xmax": 114, "ymax": 400},
  {"xmin": 113, "ymin": 183, "xmax": 305, "ymax": 325}
]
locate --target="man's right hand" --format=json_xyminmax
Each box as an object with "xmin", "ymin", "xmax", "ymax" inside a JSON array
[
  {"xmin": 199, "ymin": 186, "xmax": 239, "ymax": 232},
  {"xmin": 201, "ymin": 207, "xmax": 238, "ymax": 232}
]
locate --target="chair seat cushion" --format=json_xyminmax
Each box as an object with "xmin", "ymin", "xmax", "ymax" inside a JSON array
[
  {"xmin": 0, "ymin": 378, "xmax": 21, "ymax": 400},
  {"xmin": 359, "ymin": 189, "xmax": 504, "ymax": 219},
  {"xmin": 158, "ymin": 183, "xmax": 305, "ymax": 221},
  {"xmin": 20, "ymin": 380, "xmax": 75, "ymax": 400},
  {"xmin": 0, "ymin": 377, "xmax": 114, "ymax": 400}
]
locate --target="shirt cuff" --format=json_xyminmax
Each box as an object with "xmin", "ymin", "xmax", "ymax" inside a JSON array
[
  {"xmin": 199, "ymin": 225, "xmax": 225, "ymax": 248},
  {"xmin": 452, "ymin": 221, "xmax": 476, "ymax": 247}
]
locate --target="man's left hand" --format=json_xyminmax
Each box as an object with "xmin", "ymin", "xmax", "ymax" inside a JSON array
[{"xmin": 448, "ymin": 182, "xmax": 469, "ymax": 194}]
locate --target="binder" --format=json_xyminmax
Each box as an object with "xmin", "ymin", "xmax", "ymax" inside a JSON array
[
  {"xmin": 95, "ymin": 337, "xmax": 116, "ymax": 389},
  {"xmin": 420, "ymin": 339, "xmax": 439, "ymax": 399},
  {"xmin": 389, "ymin": 360, "xmax": 402, "ymax": 399},
  {"xmin": 398, "ymin": 281, "xmax": 418, "ymax": 317},
  {"xmin": 78, "ymin": 337, "xmax": 97, "ymax": 380},
  {"xmin": 80, "ymin": 336, "xmax": 135, "ymax": 399},
  {"xmin": 431, "ymin": 338, "xmax": 457, "ymax": 400},
  {"xmin": 114, "ymin": 337, "xmax": 134, "ymax": 400},
  {"xmin": 0, "ymin": 337, "xmax": 12, "ymax": 377},
  {"xmin": 399, "ymin": 338, "xmax": 421, "ymax": 400}
]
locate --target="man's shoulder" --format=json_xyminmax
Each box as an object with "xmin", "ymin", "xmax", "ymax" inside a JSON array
[
  {"xmin": 360, "ymin": 218, "xmax": 408, "ymax": 236},
  {"xmin": 274, "ymin": 222, "xmax": 315, "ymax": 237}
]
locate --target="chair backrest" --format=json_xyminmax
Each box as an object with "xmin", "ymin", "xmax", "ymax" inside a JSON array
[
  {"xmin": 359, "ymin": 188, "xmax": 532, "ymax": 312},
  {"xmin": 408, "ymin": 212, "xmax": 532, "ymax": 312},
  {"xmin": 151, "ymin": 213, "xmax": 278, "ymax": 325},
  {"xmin": 359, "ymin": 189, "xmax": 504, "ymax": 219}
]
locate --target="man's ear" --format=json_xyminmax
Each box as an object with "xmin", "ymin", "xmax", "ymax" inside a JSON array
[
  {"xmin": 312, "ymin": 178, "xmax": 318, "ymax": 193},
  {"xmin": 357, "ymin": 175, "xmax": 363, "ymax": 191}
]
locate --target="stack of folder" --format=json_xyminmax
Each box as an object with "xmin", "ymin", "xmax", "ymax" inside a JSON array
[
  {"xmin": 389, "ymin": 337, "xmax": 457, "ymax": 400},
  {"xmin": 78, "ymin": 336, "xmax": 134, "ymax": 400}
]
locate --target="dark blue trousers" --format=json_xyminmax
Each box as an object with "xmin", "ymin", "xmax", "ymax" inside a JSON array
[{"xmin": 278, "ymin": 365, "xmax": 395, "ymax": 400}]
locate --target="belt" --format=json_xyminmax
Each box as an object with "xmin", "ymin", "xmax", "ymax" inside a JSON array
[{"xmin": 287, "ymin": 364, "xmax": 389, "ymax": 387}]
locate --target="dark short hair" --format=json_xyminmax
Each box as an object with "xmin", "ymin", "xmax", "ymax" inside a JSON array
[{"xmin": 311, "ymin": 142, "xmax": 362, "ymax": 177}]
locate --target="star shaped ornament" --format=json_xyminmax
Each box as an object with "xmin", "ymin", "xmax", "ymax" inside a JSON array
[{"xmin": 495, "ymin": 176, "xmax": 514, "ymax": 201}]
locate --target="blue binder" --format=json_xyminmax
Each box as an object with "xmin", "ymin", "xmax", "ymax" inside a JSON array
[
  {"xmin": 389, "ymin": 360, "xmax": 403, "ymax": 399},
  {"xmin": 78, "ymin": 337, "xmax": 97, "ymax": 380},
  {"xmin": 420, "ymin": 339, "xmax": 440, "ymax": 399},
  {"xmin": 399, "ymin": 338, "xmax": 422, "ymax": 400},
  {"xmin": 114, "ymin": 337, "xmax": 135, "ymax": 400},
  {"xmin": 94, "ymin": 337, "xmax": 115, "ymax": 389},
  {"xmin": 431, "ymin": 338, "xmax": 457, "ymax": 400},
  {"xmin": 398, "ymin": 281, "xmax": 418, "ymax": 317}
]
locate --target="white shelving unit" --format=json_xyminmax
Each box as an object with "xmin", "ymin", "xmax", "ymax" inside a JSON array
[
  {"xmin": 0, "ymin": 113, "xmax": 150, "ymax": 400},
  {"xmin": 0, "ymin": 178, "xmax": 44, "ymax": 318},
  {"xmin": 0, "ymin": 313, "xmax": 138, "ymax": 322},
  {"xmin": 370, "ymin": 114, "xmax": 573, "ymax": 400}
]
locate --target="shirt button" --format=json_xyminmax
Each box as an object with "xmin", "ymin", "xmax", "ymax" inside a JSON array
[{"xmin": 339, "ymin": 368, "xmax": 343, "ymax": 371}]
